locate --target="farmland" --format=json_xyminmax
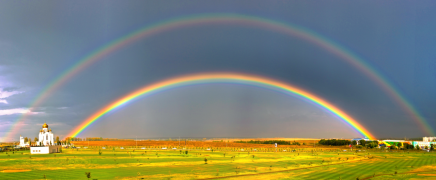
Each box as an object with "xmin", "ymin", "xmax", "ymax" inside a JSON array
[{"xmin": 2, "ymin": 142, "xmax": 436, "ymax": 179}]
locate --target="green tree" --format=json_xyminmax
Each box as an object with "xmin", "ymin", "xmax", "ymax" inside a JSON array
[
  {"xmin": 351, "ymin": 140, "xmax": 357, "ymax": 145},
  {"xmin": 416, "ymin": 145, "xmax": 421, "ymax": 150},
  {"xmin": 431, "ymin": 144, "xmax": 435, "ymax": 151},
  {"xmin": 56, "ymin": 136, "xmax": 60, "ymax": 145},
  {"xmin": 367, "ymin": 142, "xmax": 377, "ymax": 148},
  {"xmin": 34, "ymin": 137, "xmax": 38, "ymax": 142},
  {"xmin": 24, "ymin": 137, "xmax": 28, "ymax": 143},
  {"xmin": 359, "ymin": 139, "xmax": 366, "ymax": 146}
]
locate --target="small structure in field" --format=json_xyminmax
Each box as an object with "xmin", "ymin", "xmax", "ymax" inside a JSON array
[{"xmin": 31, "ymin": 145, "xmax": 62, "ymax": 154}]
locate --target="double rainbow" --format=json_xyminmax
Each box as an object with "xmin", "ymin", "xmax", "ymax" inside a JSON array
[
  {"xmin": 3, "ymin": 14, "xmax": 430, "ymax": 141},
  {"xmin": 67, "ymin": 72, "xmax": 376, "ymax": 140}
]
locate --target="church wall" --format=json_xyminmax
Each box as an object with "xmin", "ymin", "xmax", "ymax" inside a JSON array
[
  {"xmin": 37, "ymin": 129, "xmax": 54, "ymax": 146},
  {"xmin": 30, "ymin": 145, "xmax": 62, "ymax": 154},
  {"xmin": 30, "ymin": 147, "xmax": 50, "ymax": 154}
]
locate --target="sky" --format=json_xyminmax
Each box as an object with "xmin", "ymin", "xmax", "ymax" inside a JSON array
[{"xmin": 1, "ymin": 1, "xmax": 435, "ymax": 141}]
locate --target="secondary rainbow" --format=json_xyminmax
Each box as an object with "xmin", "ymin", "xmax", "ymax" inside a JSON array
[
  {"xmin": 67, "ymin": 73, "xmax": 376, "ymax": 139},
  {"xmin": 4, "ymin": 13, "xmax": 431, "ymax": 141}
]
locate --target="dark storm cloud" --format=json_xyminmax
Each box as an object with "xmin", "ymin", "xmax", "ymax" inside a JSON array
[{"xmin": 1, "ymin": 0, "xmax": 435, "ymax": 141}]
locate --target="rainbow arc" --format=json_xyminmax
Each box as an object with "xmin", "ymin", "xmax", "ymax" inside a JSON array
[
  {"xmin": 3, "ymin": 13, "xmax": 431, "ymax": 141},
  {"xmin": 67, "ymin": 72, "xmax": 376, "ymax": 140}
]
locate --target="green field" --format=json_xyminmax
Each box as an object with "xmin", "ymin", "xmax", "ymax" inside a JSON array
[{"xmin": 1, "ymin": 148, "xmax": 436, "ymax": 179}]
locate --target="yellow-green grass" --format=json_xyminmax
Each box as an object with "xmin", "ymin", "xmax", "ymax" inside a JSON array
[{"xmin": 1, "ymin": 148, "xmax": 436, "ymax": 179}]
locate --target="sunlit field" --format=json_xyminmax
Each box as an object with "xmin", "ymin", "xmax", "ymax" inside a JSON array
[{"xmin": 2, "ymin": 143, "xmax": 436, "ymax": 179}]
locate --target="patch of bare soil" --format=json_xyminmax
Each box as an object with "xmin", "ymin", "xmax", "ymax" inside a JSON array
[
  {"xmin": 1, "ymin": 169, "xmax": 31, "ymax": 173},
  {"xmin": 409, "ymin": 165, "xmax": 436, "ymax": 173}
]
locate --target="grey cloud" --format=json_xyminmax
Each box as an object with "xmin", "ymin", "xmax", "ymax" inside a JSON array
[{"xmin": 0, "ymin": 1, "xmax": 435, "ymax": 141}]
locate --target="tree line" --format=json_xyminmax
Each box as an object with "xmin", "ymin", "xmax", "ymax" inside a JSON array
[
  {"xmin": 21, "ymin": 136, "xmax": 63, "ymax": 146},
  {"xmin": 318, "ymin": 139, "xmax": 351, "ymax": 146},
  {"xmin": 64, "ymin": 137, "xmax": 136, "ymax": 141},
  {"xmin": 234, "ymin": 140, "xmax": 301, "ymax": 145},
  {"xmin": 23, "ymin": 136, "xmax": 60, "ymax": 143}
]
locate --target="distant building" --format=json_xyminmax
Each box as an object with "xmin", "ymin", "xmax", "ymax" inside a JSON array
[
  {"xmin": 376, "ymin": 138, "xmax": 436, "ymax": 149},
  {"xmin": 423, "ymin": 137, "xmax": 436, "ymax": 142},
  {"xmin": 412, "ymin": 141, "xmax": 436, "ymax": 149},
  {"xmin": 19, "ymin": 135, "xmax": 30, "ymax": 147},
  {"xmin": 29, "ymin": 123, "xmax": 61, "ymax": 154}
]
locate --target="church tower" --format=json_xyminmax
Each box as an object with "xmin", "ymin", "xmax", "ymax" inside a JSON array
[{"xmin": 38, "ymin": 123, "xmax": 54, "ymax": 146}]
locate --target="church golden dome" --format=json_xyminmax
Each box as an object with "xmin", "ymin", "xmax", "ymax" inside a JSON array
[
  {"xmin": 49, "ymin": 129, "xmax": 51, "ymax": 132},
  {"xmin": 40, "ymin": 129, "xmax": 43, "ymax": 132},
  {"xmin": 42, "ymin": 123, "xmax": 48, "ymax": 128}
]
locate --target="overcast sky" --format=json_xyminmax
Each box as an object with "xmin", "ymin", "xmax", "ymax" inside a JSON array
[{"xmin": 1, "ymin": 1, "xmax": 435, "ymax": 141}]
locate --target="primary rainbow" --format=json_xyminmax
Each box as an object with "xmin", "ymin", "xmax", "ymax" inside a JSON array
[
  {"xmin": 3, "ymin": 13, "xmax": 431, "ymax": 141},
  {"xmin": 67, "ymin": 73, "xmax": 376, "ymax": 139}
]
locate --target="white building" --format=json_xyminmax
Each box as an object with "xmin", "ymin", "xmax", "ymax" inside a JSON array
[
  {"xmin": 38, "ymin": 123, "xmax": 55, "ymax": 146},
  {"xmin": 423, "ymin": 137, "xmax": 436, "ymax": 142},
  {"xmin": 19, "ymin": 135, "xmax": 30, "ymax": 147},
  {"xmin": 29, "ymin": 123, "xmax": 62, "ymax": 154},
  {"xmin": 31, "ymin": 145, "xmax": 61, "ymax": 154},
  {"xmin": 412, "ymin": 141, "xmax": 436, "ymax": 149}
]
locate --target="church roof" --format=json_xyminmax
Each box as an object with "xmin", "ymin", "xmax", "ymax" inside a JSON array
[{"xmin": 42, "ymin": 123, "xmax": 48, "ymax": 128}]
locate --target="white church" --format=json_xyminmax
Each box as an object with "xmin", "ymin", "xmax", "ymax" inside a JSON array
[
  {"xmin": 19, "ymin": 136, "xmax": 30, "ymax": 147},
  {"xmin": 38, "ymin": 123, "xmax": 55, "ymax": 146},
  {"xmin": 21, "ymin": 123, "xmax": 62, "ymax": 154}
]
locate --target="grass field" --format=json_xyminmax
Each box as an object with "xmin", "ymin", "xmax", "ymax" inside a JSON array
[
  {"xmin": 1, "ymin": 145, "xmax": 436, "ymax": 179},
  {"xmin": 70, "ymin": 139, "xmax": 321, "ymax": 148}
]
